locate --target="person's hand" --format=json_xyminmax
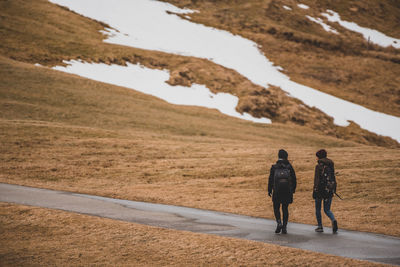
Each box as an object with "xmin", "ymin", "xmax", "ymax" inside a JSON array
[{"xmin": 268, "ymin": 192, "xmax": 272, "ymax": 197}]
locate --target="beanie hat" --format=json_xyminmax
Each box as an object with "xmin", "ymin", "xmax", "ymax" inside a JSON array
[
  {"xmin": 278, "ymin": 149, "xmax": 288, "ymax": 160},
  {"xmin": 316, "ymin": 149, "xmax": 327, "ymax": 159}
]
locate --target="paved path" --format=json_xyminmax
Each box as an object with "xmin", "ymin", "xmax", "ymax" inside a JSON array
[{"xmin": 1, "ymin": 183, "xmax": 399, "ymax": 265}]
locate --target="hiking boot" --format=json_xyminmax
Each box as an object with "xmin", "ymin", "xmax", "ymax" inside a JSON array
[
  {"xmin": 315, "ymin": 226, "xmax": 324, "ymax": 232},
  {"xmin": 275, "ymin": 223, "xmax": 283, "ymax": 233},
  {"xmin": 281, "ymin": 227, "xmax": 287, "ymax": 234},
  {"xmin": 332, "ymin": 220, "xmax": 338, "ymax": 234}
]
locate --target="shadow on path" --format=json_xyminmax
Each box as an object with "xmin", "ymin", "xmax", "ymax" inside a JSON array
[{"xmin": 1, "ymin": 183, "xmax": 399, "ymax": 265}]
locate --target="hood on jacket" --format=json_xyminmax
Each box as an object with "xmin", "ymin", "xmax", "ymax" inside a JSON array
[{"xmin": 318, "ymin": 157, "xmax": 333, "ymax": 167}]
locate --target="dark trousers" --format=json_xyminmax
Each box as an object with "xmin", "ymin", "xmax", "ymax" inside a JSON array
[
  {"xmin": 315, "ymin": 197, "xmax": 336, "ymax": 226},
  {"xmin": 273, "ymin": 201, "xmax": 289, "ymax": 227}
]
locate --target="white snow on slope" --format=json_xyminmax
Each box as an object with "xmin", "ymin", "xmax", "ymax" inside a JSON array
[
  {"xmin": 53, "ymin": 61, "xmax": 271, "ymax": 124},
  {"xmin": 322, "ymin": 10, "xmax": 400, "ymax": 49},
  {"xmin": 283, "ymin": 5, "xmax": 292, "ymax": 11},
  {"xmin": 49, "ymin": 0, "xmax": 400, "ymax": 142},
  {"xmin": 298, "ymin": 4, "xmax": 309, "ymax": 10},
  {"xmin": 306, "ymin": 15, "xmax": 338, "ymax": 34}
]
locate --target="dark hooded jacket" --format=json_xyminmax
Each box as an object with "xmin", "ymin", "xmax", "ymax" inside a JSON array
[
  {"xmin": 313, "ymin": 157, "xmax": 335, "ymax": 199},
  {"xmin": 268, "ymin": 159, "xmax": 297, "ymax": 204}
]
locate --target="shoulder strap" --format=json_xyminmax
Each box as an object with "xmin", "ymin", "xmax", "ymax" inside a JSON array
[{"xmin": 278, "ymin": 162, "xmax": 290, "ymax": 169}]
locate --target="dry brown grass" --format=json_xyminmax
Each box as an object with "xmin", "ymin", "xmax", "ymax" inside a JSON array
[
  {"xmin": 163, "ymin": 0, "xmax": 400, "ymax": 117},
  {"xmin": 0, "ymin": 0, "xmax": 400, "ymax": 265},
  {"xmin": 0, "ymin": 203, "xmax": 386, "ymax": 266},
  {"xmin": 0, "ymin": 0, "xmax": 398, "ymax": 147},
  {"xmin": 1, "ymin": 0, "xmax": 399, "ymax": 265},
  {"xmin": 1, "ymin": 57, "xmax": 399, "ymax": 238}
]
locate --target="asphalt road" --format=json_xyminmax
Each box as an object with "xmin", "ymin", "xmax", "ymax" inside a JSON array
[{"xmin": 1, "ymin": 183, "xmax": 399, "ymax": 265}]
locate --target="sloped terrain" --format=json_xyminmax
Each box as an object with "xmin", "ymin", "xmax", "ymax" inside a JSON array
[
  {"xmin": 1, "ymin": 55, "xmax": 400, "ymax": 237},
  {"xmin": 1, "ymin": 1, "xmax": 400, "ymax": 264},
  {"xmin": 0, "ymin": 0, "xmax": 399, "ymax": 147},
  {"xmin": 163, "ymin": 0, "xmax": 400, "ymax": 117}
]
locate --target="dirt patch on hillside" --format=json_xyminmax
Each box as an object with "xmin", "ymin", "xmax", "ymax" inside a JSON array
[
  {"xmin": 0, "ymin": 0, "xmax": 398, "ymax": 148},
  {"xmin": 162, "ymin": 0, "xmax": 400, "ymax": 118}
]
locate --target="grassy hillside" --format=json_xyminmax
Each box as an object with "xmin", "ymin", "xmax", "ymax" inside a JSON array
[
  {"xmin": 1, "ymin": 56, "xmax": 400, "ymax": 237},
  {"xmin": 163, "ymin": 0, "xmax": 400, "ymax": 118},
  {"xmin": 0, "ymin": 1, "xmax": 399, "ymax": 263},
  {"xmin": 0, "ymin": 0, "xmax": 398, "ymax": 147}
]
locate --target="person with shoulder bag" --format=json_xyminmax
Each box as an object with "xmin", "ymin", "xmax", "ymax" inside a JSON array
[
  {"xmin": 268, "ymin": 149, "xmax": 297, "ymax": 234},
  {"xmin": 313, "ymin": 149, "xmax": 338, "ymax": 233}
]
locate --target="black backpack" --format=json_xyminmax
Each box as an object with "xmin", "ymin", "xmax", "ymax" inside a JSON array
[
  {"xmin": 273, "ymin": 164, "xmax": 292, "ymax": 194},
  {"xmin": 319, "ymin": 163, "xmax": 336, "ymax": 199}
]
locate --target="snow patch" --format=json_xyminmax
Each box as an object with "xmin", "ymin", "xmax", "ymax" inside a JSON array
[
  {"xmin": 322, "ymin": 10, "xmax": 400, "ymax": 49},
  {"xmin": 53, "ymin": 61, "xmax": 271, "ymax": 124},
  {"xmin": 99, "ymin": 27, "xmax": 119, "ymax": 38},
  {"xmin": 49, "ymin": 0, "xmax": 400, "ymax": 142},
  {"xmin": 297, "ymin": 4, "xmax": 309, "ymax": 10},
  {"xmin": 306, "ymin": 15, "xmax": 338, "ymax": 34},
  {"xmin": 283, "ymin": 5, "xmax": 292, "ymax": 11}
]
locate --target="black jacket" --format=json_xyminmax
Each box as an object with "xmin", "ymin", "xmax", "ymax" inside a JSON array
[
  {"xmin": 313, "ymin": 157, "xmax": 335, "ymax": 199},
  {"xmin": 268, "ymin": 159, "xmax": 297, "ymax": 204}
]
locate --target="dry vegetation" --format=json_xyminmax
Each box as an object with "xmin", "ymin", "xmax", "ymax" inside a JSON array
[
  {"xmin": 0, "ymin": 0, "xmax": 398, "ymax": 147},
  {"xmin": 1, "ymin": 57, "xmax": 399, "ymax": 238},
  {"xmin": 0, "ymin": 203, "xmax": 386, "ymax": 266},
  {"xmin": 0, "ymin": 0, "xmax": 400, "ymax": 264},
  {"xmin": 163, "ymin": 0, "xmax": 400, "ymax": 118}
]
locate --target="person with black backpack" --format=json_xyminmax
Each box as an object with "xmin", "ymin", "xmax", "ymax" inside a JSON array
[
  {"xmin": 268, "ymin": 149, "xmax": 297, "ymax": 234},
  {"xmin": 313, "ymin": 149, "xmax": 338, "ymax": 233}
]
